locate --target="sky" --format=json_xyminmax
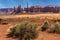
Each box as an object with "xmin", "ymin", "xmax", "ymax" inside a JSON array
[{"xmin": 0, "ymin": 0, "xmax": 60, "ymax": 8}]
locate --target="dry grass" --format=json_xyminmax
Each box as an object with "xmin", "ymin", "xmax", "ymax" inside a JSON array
[
  {"xmin": 0, "ymin": 13, "xmax": 60, "ymax": 19},
  {"xmin": 0, "ymin": 13, "xmax": 60, "ymax": 40}
]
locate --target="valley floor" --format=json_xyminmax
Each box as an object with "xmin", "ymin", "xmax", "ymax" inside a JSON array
[
  {"xmin": 0, "ymin": 24, "xmax": 60, "ymax": 40},
  {"xmin": 0, "ymin": 13, "xmax": 60, "ymax": 40}
]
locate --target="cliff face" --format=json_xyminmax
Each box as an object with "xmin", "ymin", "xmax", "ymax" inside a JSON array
[
  {"xmin": 0, "ymin": 6, "xmax": 60, "ymax": 15},
  {"xmin": 0, "ymin": 8, "xmax": 13, "ymax": 15},
  {"xmin": 24, "ymin": 6, "xmax": 60, "ymax": 13}
]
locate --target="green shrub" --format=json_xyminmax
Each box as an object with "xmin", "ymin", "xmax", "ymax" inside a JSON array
[
  {"xmin": 41, "ymin": 20, "xmax": 49, "ymax": 31},
  {"xmin": 7, "ymin": 26, "xmax": 16, "ymax": 37},
  {"xmin": 7, "ymin": 21, "xmax": 39, "ymax": 40},
  {"xmin": 1, "ymin": 20, "xmax": 8, "ymax": 25},
  {"xmin": 48, "ymin": 24, "xmax": 55, "ymax": 33},
  {"xmin": 48, "ymin": 22, "xmax": 60, "ymax": 34}
]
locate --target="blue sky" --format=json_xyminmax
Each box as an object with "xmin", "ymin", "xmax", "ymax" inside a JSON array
[{"xmin": 0, "ymin": 0, "xmax": 60, "ymax": 8}]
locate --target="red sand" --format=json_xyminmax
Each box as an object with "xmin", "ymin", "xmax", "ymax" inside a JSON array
[
  {"xmin": 0, "ymin": 14, "xmax": 60, "ymax": 40},
  {"xmin": 0, "ymin": 24, "xmax": 60, "ymax": 40}
]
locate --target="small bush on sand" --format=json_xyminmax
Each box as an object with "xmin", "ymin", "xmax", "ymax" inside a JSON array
[
  {"xmin": 7, "ymin": 21, "xmax": 39, "ymax": 40},
  {"xmin": 48, "ymin": 24, "xmax": 55, "ymax": 33},
  {"xmin": 1, "ymin": 20, "xmax": 8, "ymax": 25},
  {"xmin": 7, "ymin": 26, "xmax": 16, "ymax": 37},
  {"xmin": 48, "ymin": 22, "xmax": 60, "ymax": 34},
  {"xmin": 41, "ymin": 20, "xmax": 49, "ymax": 31}
]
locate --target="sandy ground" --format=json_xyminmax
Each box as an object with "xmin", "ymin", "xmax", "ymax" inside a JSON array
[
  {"xmin": 0, "ymin": 14, "xmax": 60, "ymax": 40},
  {"xmin": 0, "ymin": 24, "xmax": 60, "ymax": 40},
  {"xmin": 0, "ymin": 14, "xmax": 60, "ymax": 19}
]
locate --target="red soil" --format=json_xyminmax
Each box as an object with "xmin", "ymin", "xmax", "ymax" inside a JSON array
[
  {"xmin": 36, "ymin": 32, "xmax": 60, "ymax": 40},
  {"xmin": 0, "ymin": 14, "xmax": 60, "ymax": 40},
  {"xmin": 0, "ymin": 23, "xmax": 60, "ymax": 40}
]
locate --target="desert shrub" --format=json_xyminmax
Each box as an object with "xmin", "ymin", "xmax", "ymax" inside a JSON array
[
  {"xmin": 48, "ymin": 24, "xmax": 55, "ymax": 33},
  {"xmin": 1, "ymin": 20, "xmax": 8, "ymax": 25},
  {"xmin": 7, "ymin": 26, "xmax": 16, "ymax": 37},
  {"xmin": 48, "ymin": 22, "xmax": 60, "ymax": 34},
  {"xmin": 41, "ymin": 20, "xmax": 49, "ymax": 31},
  {"xmin": 7, "ymin": 21, "xmax": 39, "ymax": 40}
]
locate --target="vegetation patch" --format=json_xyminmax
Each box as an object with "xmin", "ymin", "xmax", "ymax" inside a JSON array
[
  {"xmin": 41, "ymin": 20, "xmax": 49, "ymax": 31},
  {"xmin": 1, "ymin": 20, "xmax": 8, "ymax": 25},
  {"xmin": 48, "ymin": 22, "xmax": 60, "ymax": 34},
  {"xmin": 7, "ymin": 21, "xmax": 39, "ymax": 40}
]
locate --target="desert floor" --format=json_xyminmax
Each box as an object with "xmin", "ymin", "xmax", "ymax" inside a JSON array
[{"xmin": 0, "ymin": 13, "xmax": 60, "ymax": 40}]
